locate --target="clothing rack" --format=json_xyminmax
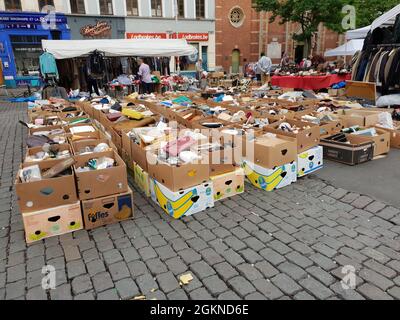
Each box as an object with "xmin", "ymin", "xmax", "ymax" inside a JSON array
[{"xmin": 376, "ymin": 43, "xmax": 400, "ymax": 48}]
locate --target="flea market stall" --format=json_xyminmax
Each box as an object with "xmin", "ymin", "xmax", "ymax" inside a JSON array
[{"xmin": 41, "ymin": 39, "xmax": 199, "ymax": 96}]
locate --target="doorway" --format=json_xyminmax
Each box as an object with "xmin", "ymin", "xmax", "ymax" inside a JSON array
[
  {"xmin": 201, "ymin": 46, "xmax": 208, "ymax": 71},
  {"xmin": 231, "ymin": 49, "xmax": 240, "ymax": 74}
]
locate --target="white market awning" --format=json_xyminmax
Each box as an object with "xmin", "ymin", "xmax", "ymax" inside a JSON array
[
  {"xmin": 372, "ymin": 4, "xmax": 400, "ymax": 30},
  {"xmin": 42, "ymin": 39, "xmax": 198, "ymax": 59},
  {"xmin": 324, "ymin": 39, "xmax": 365, "ymax": 57},
  {"xmin": 346, "ymin": 25, "xmax": 371, "ymax": 40}
]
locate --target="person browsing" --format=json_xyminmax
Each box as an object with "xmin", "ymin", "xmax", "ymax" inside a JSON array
[
  {"xmin": 258, "ymin": 52, "xmax": 272, "ymax": 84},
  {"xmin": 137, "ymin": 58, "xmax": 153, "ymax": 94}
]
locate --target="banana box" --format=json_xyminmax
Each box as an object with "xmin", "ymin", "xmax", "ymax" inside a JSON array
[
  {"xmin": 134, "ymin": 162, "xmax": 151, "ymax": 197},
  {"xmin": 211, "ymin": 168, "xmax": 245, "ymax": 201},
  {"xmin": 297, "ymin": 146, "xmax": 323, "ymax": 178},
  {"xmin": 81, "ymin": 188, "xmax": 134, "ymax": 230},
  {"xmin": 22, "ymin": 202, "xmax": 83, "ymax": 244},
  {"xmin": 150, "ymin": 179, "xmax": 214, "ymax": 219},
  {"xmin": 242, "ymin": 160, "xmax": 297, "ymax": 192}
]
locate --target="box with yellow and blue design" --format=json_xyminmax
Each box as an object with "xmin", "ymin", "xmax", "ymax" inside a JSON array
[
  {"xmin": 297, "ymin": 146, "xmax": 323, "ymax": 178},
  {"xmin": 211, "ymin": 168, "xmax": 245, "ymax": 201},
  {"xmin": 134, "ymin": 162, "xmax": 151, "ymax": 197},
  {"xmin": 242, "ymin": 160, "xmax": 297, "ymax": 192},
  {"xmin": 22, "ymin": 202, "xmax": 83, "ymax": 244},
  {"xmin": 150, "ymin": 179, "xmax": 215, "ymax": 219}
]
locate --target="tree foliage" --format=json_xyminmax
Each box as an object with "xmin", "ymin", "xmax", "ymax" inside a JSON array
[{"xmin": 349, "ymin": 0, "xmax": 400, "ymax": 28}]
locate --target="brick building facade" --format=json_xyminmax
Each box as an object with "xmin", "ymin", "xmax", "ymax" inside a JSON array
[{"xmin": 215, "ymin": 0, "xmax": 344, "ymax": 74}]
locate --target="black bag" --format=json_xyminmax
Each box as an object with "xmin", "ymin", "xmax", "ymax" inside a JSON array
[{"xmin": 89, "ymin": 51, "xmax": 105, "ymax": 78}]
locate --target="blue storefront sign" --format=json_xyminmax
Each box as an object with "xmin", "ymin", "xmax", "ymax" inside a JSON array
[{"xmin": 0, "ymin": 11, "xmax": 71, "ymax": 88}]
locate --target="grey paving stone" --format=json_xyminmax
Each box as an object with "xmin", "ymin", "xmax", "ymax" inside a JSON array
[
  {"xmin": 387, "ymin": 287, "xmax": 400, "ymax": 300},
  {"xmin": 71, "ymin": 274, "xmax": 93, "ymax": 295},
  {"xmin": 222, "ymin": 249, "xmax": 245, "ymax": 266},
  {"xmin": 224, "ymin": 236, "xmax": 247, "ymax": 251},
  {"xmin": 271, "ymin": 274, "xmax": 302, "ymax": 296},
  {"xmin": 299, "ymin": 277, "xmax": 334, "ymax": 299},
  {"xmin": 5, "ymin": 279, "xmax": 26, "ymax": 300},
  {"xmin": 156, "ymin": 272, "xmax": 180, "ymax": 294},
  {"xmin": 218, "ymin": 291, "xmax": 241, "ymax": 300},
  {"xmin": 63, "ymin": 246, "xmax": 81, "ymax": 262},
  {"xmin": 50, "ymin": 283, "xmax": 73, "ymax": 300},
  {"xmin": 128, "ymin": 261, "xmax": 148, "ymax": 277},
  {"xmin": 203, "ymin": 275, "xmax": 228, "ymax": 296},
  {"xmin": 115, "ymin": 278, "xmax": 139, "ymax": 300},
  {"xmin": 66, "ymin": 260, "xmax": 86, "ymax": 279},
  {"xmin": 239, "ymin": 248, "xmax": 263, "ymax": 264},
  {"xmin": 227, "ymin": 276, "xmax": 256, "ymax": 297},
  {"xmin": 306, "ymin": 266, "xmax": 336, "ymax": 286},
  {"xmin": 358, "ymin": 268, "xmax": 394, "ymax": 291},
  {"xmin": 178, "ymin": 248, "xmax": 201, "ymax": 265},
  {"xmin": 155, "ymin": 245, "xmax": 176, "ymax": 261},
  {"xmin": 26, "ymin": 286, "xmax": 48, "ymax": 300},
  {"xmin": 120, "ymin": 247, "xmax": 140, "ymax": 263},
  {"xmin": 74, "ymin": 291, "xmax": 95, "ymax": 300},
  {"xmin": 294, "ymin": 291, "xmax": 316, "ymax": 300},
  {"xmin": 146, "ymin": 258, "xmax": 168, "ymax": 275},
  {"xmin": 190, "ymin": 261, "xmax": 216, "ymax": 279},
  {"xmin": 7, "ymin": 263, "xmax": 26, "ymax": 282},
  {"xmin": 278, "ymin": 262, "xmax": 307, "ymax": 281},
  {"xmin": 103, "ymin": 249, "xmax": 123, "ymax": 266},
  {"xmin": 45, "ymin": 246, "xmax": 64, "ymax": 260},
  {"xmin": 167, "ymin": 289, "xmax": 188, "ymax": 300},
  {"xmin": 91, "ymin": 272, "xmax": 114, "ymax": 293},
  {"xmin": 97, "ymin": 289, "xmax": 120, "ymax": 300},
  {"xmin": 109, "ymin": 261, "xmax": 130, "ymax": 281},
  {"xmin": 259, "ymin": 248, "xmax": 286, "ymax": 266},
  {"xmin": 214, "ymin": 262, "xmax": 239, "ymax": 281},
  {"xmin": 136, "ymin": 273, "xmax": 159, "ymax": 295},
  {"xmin": 86, "ymin": 259, "xmax": 106, "ymax": 277},
  {"xmin": 189, "ymin": 287, "xmax": 213, "ymax": 300},
  {"xmin": 237, "ymin": 263, "xmax": 263, "ymax": 281},
  {"xmin": 165, "ymin": 257, "xmax": 188, "ymax": 276},
  {"xmin": 358, "ymin": 283, "xmax": 394, "ymax": 300},
  {"xmin": 82, "ymin": 248, "xmax": 100, "ymax": 263},
  {"xmin": 253, "ymin": 279, "xmax": 283, "ymax": 300}
]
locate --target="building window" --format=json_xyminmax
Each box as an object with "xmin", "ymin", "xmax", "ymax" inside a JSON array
[
  {"xmin": 195, "ymin": 0, "xmax": 205, "ymax": 19},
  {"xmin": 10, "ymin": 35, "xmax": 48, "ymax": 77},
  {"xmin": 39, "ymin": 0, "xmax": 54, "ymax": 10},
  {"xmin": 229, "ymin": 7, "xmax": 245, "ymax": 28},
  {"xmin": 151, "ymin": 0, "xmax": 162, "ymax": 17},
  {"xmin": 70, "ymin": 0, "xmax": 85, "ymax": 14},
  {"xmin": 126, "ymin": 0, "xmax": 138, "ymax": 16},
  {"xmin": 177, "ymin": 0, "xmax": 184, "ymax": 18},
  {"xmin": 99, "ymin": 0, "xmax": 113, "ymax": 15},
  {"xmin": 5, "ymin": 0, "xmax": 22, "ymax": 11}
]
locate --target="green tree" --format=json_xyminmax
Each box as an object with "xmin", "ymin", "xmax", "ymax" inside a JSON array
[
  {"xmin": 349, "ymin": 0, "xmax": 400, "ymax": 27},
  {"xmin": 254, "ymin": 0, "xmax": 345, "ymax": 57}
]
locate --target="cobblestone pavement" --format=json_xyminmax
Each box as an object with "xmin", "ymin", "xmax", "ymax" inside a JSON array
[{"xmin": 1, "ymin": 103, "xmax": 400, "ymax": 300}]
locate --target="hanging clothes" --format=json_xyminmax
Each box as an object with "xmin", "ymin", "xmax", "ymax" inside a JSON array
[{"xmin": 40, "ymin": 52, "xmax": 59, "ymax": 80}]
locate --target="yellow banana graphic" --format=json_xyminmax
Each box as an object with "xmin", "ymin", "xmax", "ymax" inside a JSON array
[
  {"xmin": 242, "ymin": 162, "xmax": 284, "ymax": 191},
  {"xmin": 299, "ymin": 152, "xmax": 309, "ymax": 159},
  {"xmin": 153, "ymin": 181, "xmax": 199, "ymax": 219}
]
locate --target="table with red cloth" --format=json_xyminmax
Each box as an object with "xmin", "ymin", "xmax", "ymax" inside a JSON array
[{"xmin": 271, "ymin": 74, "xmax": 351, "ymax": 90}]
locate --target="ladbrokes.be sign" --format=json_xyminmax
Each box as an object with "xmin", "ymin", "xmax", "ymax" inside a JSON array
[{"xmin": 80, "ymin": 21, "xmax": 111, "ymax": 38}]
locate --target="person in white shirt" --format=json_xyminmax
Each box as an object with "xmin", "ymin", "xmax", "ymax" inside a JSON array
[
  {"xmin": 137, "ymin": 58, "xmax": 153, "ymax": 94},
  {"xmin": 257, "ymin": 52, "xmax": 272, "ymax": 84}
]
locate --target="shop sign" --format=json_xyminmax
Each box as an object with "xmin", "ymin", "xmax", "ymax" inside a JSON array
[
  {"xmin": 172, "ymin": 33, "xmax": 209, "ymax": 41},
  {"xmin": 5, "ymin": 24, "xmax": 38, "ymax": 30},
  {"xmin": 0, "ymin": 14, "xmax": 67, "ymax": 24},
  {"xmin": 126, "ymin": 33, "xmax": 167, "ymax": 39},
  {"xmin": 80, "ymin": 21, "xmax": 112, "ymax": 38}
]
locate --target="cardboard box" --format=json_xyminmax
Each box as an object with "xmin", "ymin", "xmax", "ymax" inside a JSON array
[
  {"xmin": 243, "ymin": 132, "xmax": 298, "ymax": 168},
  {"xmin": 242, "ymin": 160, "xmax": 297, "ymax": 192},
  {"xmin": 23, "ymin": 202, "xmax": 83, "ymax": 244},
  {"xmin": 211, "ymin": 168, "xmax": 245, "ymax": 201},
  {"xmin": 134, "ymin": 162, "xmax": 150, "ymax": 197},
  {"xmin": 82, "ymin": 188, "xmax": 134, "ymax": 230},
  {"xmin": 376, "ymin": 124, "xmax": 400, "ymax": 149},
  {"xmin": 297, "ymin": 146, "xmax": 323, "ymax": 178},
  {"xmin": 131, "ymin": 139, "xmax": 150, "ymax": 172},
  {"xmin": 15, "ymin": 159, "xmax": 78, "ymax": 213},
  {"xmin": 320, "ymin": 134, "xmax": 374, "ymax": 165},
  {"xmin": 264, "ymin": 119, "xmax": 320, "ymax": 153},
  {"xmin": 147, "ymin": 152, "xmax": 210, "ymax": 192},
  {"xmin": 336, "ymin": 109, "xmax": 381, "ymax": 127},
  {"xmin": 74, "ymin": 150, "xmax": 128, "ymax": 200},
  {"xmin": 24, "ymin": 144, "xmax": 71, "ymax": 165},
  {"xmin": 352, "ymin": 128, "xmax": 390, "ymax": 157},
  {"xmin": 150, "ymin": 179, "xmax": 214, "ymax": 219},
  {"xmin": 71, "ymin": 138, "xmax": 113, "ymax": 155}
]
